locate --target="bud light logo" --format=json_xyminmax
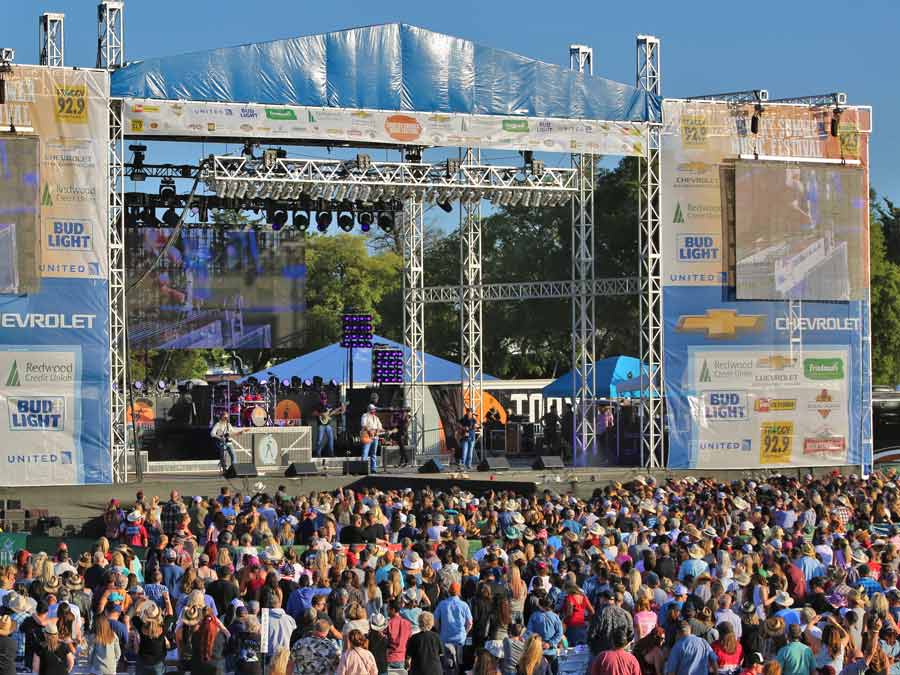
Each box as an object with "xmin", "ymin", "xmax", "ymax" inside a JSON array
[
  {"xmin": 702, "ymin": 391, "xmax": 748, "ymax": 422},
  {"xmin": 8, "ymin": 397, "xmax": 65, "ymax": 431},
  {"xmin": 47, "ymin": 221, "xmax": 93, "ymax": 251},
  {"xmin": 677, "ymin": 234, "xmax": 719, "ymax": 262}
]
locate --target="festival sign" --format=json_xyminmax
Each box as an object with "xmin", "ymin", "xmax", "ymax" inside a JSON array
[
  {"xmin": 122, "ymin": 98, "xmax": 647, "ymax": 156},
  {"xmin": 661, "ymin": 99, "xmax": 872, "ymax": 470},
  {"xmin": 0, "ymin": 66, "xmax": 112, "ymax": 485}
]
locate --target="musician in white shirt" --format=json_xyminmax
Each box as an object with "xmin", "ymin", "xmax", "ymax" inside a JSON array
[
  {"xmin": 210, "ymin": 413, "xmax": 242, "ymax": 471},
  {"xmin": 360, "ymin": 404, "xmax": 384, "ymax": 472}
]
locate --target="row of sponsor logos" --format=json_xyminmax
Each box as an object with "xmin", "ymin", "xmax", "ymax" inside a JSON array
[
  {"xmin": 698, "ymin": 420, "xmax": 847, "ymax": 463},
  {"xmin": 698, "ymin": 355, "xmax": 844, "ymax": 384},
  {"xmin": 699, "ymin": 388, "xmax": 841, "ymax": 422},
  {"xmin": 676, "ymin": 309, "xmax": 862, "ymax": 339}
]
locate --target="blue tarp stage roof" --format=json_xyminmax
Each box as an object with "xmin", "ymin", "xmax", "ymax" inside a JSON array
[
  {"xmin": 542, "ymin": 356, "xmax": 648, "ymax": 398},
  {"xmin": 111, "ymin": 23, "xmax": 658, "ymax": 122},
  {"xmin": 245, "ymin": 334, "xmax": 496, "ymax": 384}
]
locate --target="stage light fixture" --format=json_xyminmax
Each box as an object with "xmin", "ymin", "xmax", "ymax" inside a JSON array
[
  {"xmin": 377, "ymin": 212, "xmax": 395, "ymax": 232},
  {"xmin": 437, "ymin": 201, "xmax": 453, "ymax": 213},
  {"xmin": 133, "ymin": 381, "xmax": 143, "ymax": 391},
  {"xmin": 338, "ymin": 211, "xmax": 354, "ymax": 232},
  {"xmin": 157, "ymin": 380, "xmax": 167, "ymax": 391},
  {"xmin": 293, "ymin": 210, "xmax": 310, "ymax": 229},
  {"xmin": 316, "ymin": 210, "xmax": 332, "ymax": 232},
  {"xmin": 142, "ymin": 207, "xmax": 160, "ymax": 227},
  {"xmin": 271, "ymin": 209, "xmax": 288, "ymax": 231},
  {"xmin": 831, "ymin": 107, "xmax": 842, "ymax": 137},
  {"xmin": 159, "ymin": 178, "xmax": 176, "ymax": 204},
  {"xmin": 281, "ymin": 378, "xmax": 291, "ymax": 388},
  {"xmin": 303, "ymin": 378, "xmax": 313, "ymax": 388},
  {"xmin": 356, "ymin": 153, "xmax": 372, "ymax": 170},
  {"xmin": 125, "ymin": 207, "xmax": 140, "ymax": 228},
  {"xmin": 162, "ymin": 207, "xmax": 179, "ymax": 227},
  {"xmin": 358, "ymin": 211, "xmax": 374, "ymax": 232},
  {"xmin": 751, "ymin": 103, "xmax": 764, "ymax": 135}
]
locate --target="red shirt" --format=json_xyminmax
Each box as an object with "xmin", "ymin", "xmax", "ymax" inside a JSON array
[
  {"xmin": 386, "ymin": 613, "xmax": 411, "ymax": 663},
  {"xmin": 592, "ymin": 649, "xmax": 642, "ymax": 675},
  {"xmin": 564, "ymin": 594, "xmax": 590, "ymax": 628}
]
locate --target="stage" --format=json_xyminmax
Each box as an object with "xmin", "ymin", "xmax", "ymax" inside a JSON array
[{"xmin": 0, "ymin": 460, "xmax": 847, "ymax": 531}]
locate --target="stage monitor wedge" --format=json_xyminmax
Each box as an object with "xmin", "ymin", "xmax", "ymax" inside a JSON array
[
  {"xmin": 533, "ymin": 455, "xmax": 565, "ymax": 470},
  {"xmin": 343, "ymin": 460, "xmax": 370, "ymax": 476},
  {"xmin": 418, "ymin": 458, "xmax": 443, "ymax": 474},
  {"xmin": 225, "ymin": 463, "xmax": 258, "ymax": 478},
  {"xmin": 478, "ymin": 457, "xmax": 511, "ymax": 471},
  {"xmin": 285, "ymin": 462, "xmax": 319, "ymax": 477}
]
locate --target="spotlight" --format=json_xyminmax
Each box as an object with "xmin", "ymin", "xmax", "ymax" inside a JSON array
[
  {"xmin": 271, "ymin": 209, "xmax": 288, "ymax": 231},
  {"xmin": 831, "ymin": 107, "xmax": 842, "ymax": 137},
  {"xmin": 141, "ymin": 207, "xmax": 160, "ymax": 227},
  {"xmin": 157, "ymin": 380, "xmax": 166, "ymax": 391},
  {"xmin": 316, "ymin": 210, "xmax": 332, "ymax": 232},
  {"xmin": 159, "ymin": 178, "xmax": 176, "ymax": 204},
  {"xmin": 162, "ymin": 208, "xmax": 179, "ymax": 227},
  {"xmin": 751, "ymin": 103, "xmax": 764, "ymax": 135},
  {"xmin": 338, "ymin": 211, "xmax": 354, "ymax": 232},
  {"xmin": 303, "ymin": 378, "xmax": 313, "ymax": 389},
  {"xmin": 377, "ymin": 212, "xmax": 395, "ymax": 232},
  {"xmin": 133, "ymin": 380, "xmax": 143, "ymax": 391},
  {"xmin": 358, "ymin": 212, "xmax": 374, "ymax": 232},
  {"xmin": 128, "ymin": 144, "xmax": 147, "ymax": 182},
  {"xmin": 437, "ymin": 202, "xmax": 453, "ymax": 213},
  {"xmin": 281, "ymin": 378, "xmax": 290, "ymax": 388},
  {"xmin": 293, "ymin": 210, "xmax": 310, "ymax": 229},
  {"xmin": 290, "ymin": 376, "xmax": 302, "ymax": 389}
]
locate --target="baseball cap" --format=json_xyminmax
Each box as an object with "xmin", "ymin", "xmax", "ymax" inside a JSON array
[
  {"xmin": 747, "ymin": 653, "xmax": 764, "ymax": 666},
  {"xmin": 673, "ymin": 584, "xmax": 688, "ymax": 596}
]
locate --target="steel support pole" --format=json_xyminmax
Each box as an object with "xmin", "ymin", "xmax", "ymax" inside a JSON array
[
  {"xmin": 402, "ymin": 194, "xmax": 426, "ymax": 462},
  {"xmin": 460, "ymin": 148, "xmax": 484, "ymax": 461},
  {"xmin": 96, "ymin": 1, "xmax": 124, "ymax": 70},
  {"xmin": 571, "ymin": 153, "xmax": 596, "ymax": 463},
  {"xmin": 108, "ymin": 98, "xmax": 128, "ymax": 481},
  {"xmin": 637, "ymin": 35, "xmax": 664, "ymax": 468},
  {"xmin": 39, "ymin": 13, "xmax": 65, "ymax": 67}
]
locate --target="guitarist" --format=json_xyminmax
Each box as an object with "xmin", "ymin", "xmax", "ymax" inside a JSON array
[
  {"xmin": 210, "ymin": 412, "xmax": 245, "ymax": 473},
  {"xmin": 313, "ymin": 391, "xmax": 345, "ymax": 458},
  {"xmin": 458, "ymin": 406, "xmax": 480, "ymax": 469},
  {"xmin": 360, "ymin": 404, "xmax": 384, "ymax": 473}
]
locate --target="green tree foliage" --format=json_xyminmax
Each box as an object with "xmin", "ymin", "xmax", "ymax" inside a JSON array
[{"xmin": 871, "ymin": 195, "xmax": 900, "ymax": 384}]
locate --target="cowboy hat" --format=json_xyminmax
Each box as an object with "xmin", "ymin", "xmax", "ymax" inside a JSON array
[
  {"xmin": 181, "ymin": 605, "xmax": 202, "ymax": 626},
  {"xmin": 63, "ymin": 574, "xmax": 84, "ymax": 591},
  {"xmin": 732, "ymin": 497, "xmax": 751, "ymax": 512},
  {"xmin": 523, "ymin": 528, "xmax": 536, "ymax": 541},
  {"xmin": 505, "ymin": 527, "xmax": 522, "ymax": 540},
  {"xmin": 764, "ymin": 616, "xmax": 785, "ymax": 638},
  {"xmin": 702, "ymin": 526, "xmax": 717, "ymax": 538},
  {"xmin": 126, "ymin": 510, "xmax": 143, "ymax": 523},
  {"xmin": 403, "ymin": 553, "xmax": 423, "ymax": 571},
  {"xmin": 563, "ymin": 531, "xmax": 578, "ymax": 543},
  {"xmin": 688, "ymin": 545, "xmax": 705, "ymax": 560},
  {"xmin": 732, "ymin": 572, "xmax": 752, "ymax": 587},
  {"xmin": 773, "ymin": 590, "xmax": 794, "ymax": 607},
  {"xmin": 43, "ymin": 576, "xmax": 60, "ymax": 594},
  {"xmin": 4, "ymin": 593, "xmax": 28, "ymax": 614},
  {"xmin": 369, "ymin": 613, "xmax": 387, "ymax": 631},
  {"xmin": 588, "ymin": 523, "xmax": 604, "ymax": 537},
  {"xmin": 851, "ymin": 549, "xmax": 869, "ymax": 565},
  {"xmin": 137, "ymin": 600, "xmax": 161, "ymax": 622},
  {"xmin": 684, "ymin": 525, "xmax": 702, "ymax": 540},
  {"xmin": 512, "ymin": 513, "xmax": 525, "ymax": 525}
]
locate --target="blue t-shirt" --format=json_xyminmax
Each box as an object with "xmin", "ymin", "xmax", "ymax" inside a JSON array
[{"xmin": 665, "ymin": 635, "xmax": 717, "ymax": 675}]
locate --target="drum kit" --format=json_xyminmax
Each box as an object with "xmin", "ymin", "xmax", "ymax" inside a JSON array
[{"xmin": 211, "ymin": 378, "xmax": 275, "ymax": 428}]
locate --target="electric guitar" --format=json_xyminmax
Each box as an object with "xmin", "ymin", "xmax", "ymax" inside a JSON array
[{"xmin": 317, "ymin": 404, "xmax": 346, "ymax": 426}]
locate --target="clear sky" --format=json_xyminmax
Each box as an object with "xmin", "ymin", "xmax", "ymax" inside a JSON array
[{"xmin": 4, "ymin": 0, "xmax": 898, "ymax": 202}]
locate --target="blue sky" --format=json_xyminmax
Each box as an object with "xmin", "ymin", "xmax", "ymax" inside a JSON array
[{"xmin": 4, "ymin": 0, "xmax": 898, "ymax": 204}]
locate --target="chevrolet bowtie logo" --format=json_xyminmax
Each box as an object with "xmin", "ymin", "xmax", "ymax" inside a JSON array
[{"xmin": 676, "ymin": 309, "xmax": 766, "ymax": 339}]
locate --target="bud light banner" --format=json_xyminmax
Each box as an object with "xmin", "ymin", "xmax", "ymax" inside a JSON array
[
  {"xmin": 660, "ymin": 100, "xmax": 872, "ymax": 470},
  {"xmin": 0, "ymin": 66, "xmax": 111, "ymax": 485}
]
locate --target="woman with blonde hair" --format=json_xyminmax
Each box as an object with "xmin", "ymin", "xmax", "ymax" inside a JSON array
[
  {"xmin": 33, "ymin": 624, "xmax": 74, "ymax": 675},
  {"xmin": 136, "ymin": 617, "xmax": 169, "ymax": 675},
  {"xmin": 88, "ymin": 615, "xmax": 121, "ymax": 675},
  {"xmin": 516, "ymin": 635, "xmax": 549, "ymax": 675},
  {"xmin": 384, "ymin": 568, "xmax": 402, "ymax": 603},
  {"xmin": 508, "ymin": 566, "xmax": 527, "ymax": 624}
]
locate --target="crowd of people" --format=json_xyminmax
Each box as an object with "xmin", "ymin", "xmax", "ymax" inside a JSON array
[{"xmin": 0, "ymin": 469, "xmax": 899, "ymax": 675}]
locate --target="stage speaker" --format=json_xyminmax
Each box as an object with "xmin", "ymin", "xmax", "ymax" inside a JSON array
[
  {"xmin": 478, "ymin": 457, "xmax": 511, "ymax": 471},
  {"xmin": 225, "ymin": 463, "xmax": 258, "ymax": 478},
  {"xmin": 343, "ymin": 460, "xmax": 370, "ymax": 476},
  {"xmin": 418, "ymin": 458, "xmax": 443, "ymax": 474},
  {"xmin": 533, "ymin": 455, "xmax": 565, "ymax": 470},
  {"xmin": 285, "ymin": 462, "xmax": 319, "ymax": 477}
]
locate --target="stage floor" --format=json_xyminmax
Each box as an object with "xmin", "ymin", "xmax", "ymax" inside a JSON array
[{"xmin": 0, "ymin": 460, "xmax": 835, "ymax": 529}]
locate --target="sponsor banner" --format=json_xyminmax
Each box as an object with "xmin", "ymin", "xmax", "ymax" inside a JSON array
[
  {"xmin": 0, "ymin": 66, "xmax": 111, "ymax": 486},
  {"xmin": 122, "ymin": 98, "xmax": 646, "ymax": 156}
]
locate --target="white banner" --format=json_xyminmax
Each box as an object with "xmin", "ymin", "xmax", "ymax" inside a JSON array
[
  {"xmin": 122, "ymin": 98, "xmax": 646, "ymax": 156},
  {"xmin": 0, "ymin": 348, "xmax": 82, "ymax": 485},
  {"xmin": 688, "ymin": 346, "xmax": 850, "ymax": 468}
]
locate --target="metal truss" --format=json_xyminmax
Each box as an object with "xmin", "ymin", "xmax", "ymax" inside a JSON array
[
  {"xmin": 768, "ymin": 92, "xmax": 846, "ymax": 107},
  {"xmin": 637, "ymin": 34, "xmax": 664, "ymax": 469},
  {"xmin": 686, "ymin": 89, "xmax": 768, "ymax": 103},
  {"xmin": 202, "ymin": 156, "xmax": 576, "ymax": 206},
  {"xmin": 459, "ymin": 149, "xmax": 484, "ymax": 459},
  {"xmin": 108, "ymin": 98, "xmax": 128, "ymax": 482},
  {"xmin": 124, "ymin": 163, "xmax": 197, "ymax": 179},
  {"xmin": 422, "ymin": 277, "xmax": 639, "ymax": 304},
  {"xmin": 569, "ymin": 45, "xmax": 593, "ymax": 75},
  {"xmin": 96, "ymin": 1, "xmax": 124, "ymax": 70},
  {"xmin": 571, "ymin": 152, "xmax": 596, "ymax": 461},
  {"xmin": 402, "ymin": 196, "xmax": 426, "ymax": 462},
  {"xmin": 38, "ymin": 13, "xmax": 65, "ymax": 67}
]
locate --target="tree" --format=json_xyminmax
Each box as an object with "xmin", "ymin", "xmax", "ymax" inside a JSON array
[{"xmin": 870, "ymin": 194, "xmax": 900, "ymax": 384}]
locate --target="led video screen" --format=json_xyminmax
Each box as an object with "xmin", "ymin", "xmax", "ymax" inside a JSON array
[
  {"xmin": 126, "ymin": 227, "xmax": 306, "ymax": 349},
  {"xmin": 0, "ymin": 137, "xmax": 41, "ymax": 295},
  {"xmin": 735, "ymin": 161, "xmax": 867, "ymax": 301}
]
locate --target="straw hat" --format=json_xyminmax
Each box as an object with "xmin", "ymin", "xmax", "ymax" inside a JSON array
[
  {"xmin": 851, "ymin": 549, "xmax": 869, "ymax": 565},
  {"xmin": 181, "ymin": 605, "xmax": 202, "ymax": 626},
  {"xmin": 64, "ymin": 574, "xmax": 84, "ymax": 591},
  {"xmin": 732, "ymin": 572, "xmax": 752, "ymax": 587},
  {"xmin": 126, "ymin": 510, "xmax": 143, "ymax": 523},
  {"xmin": 43, "ymin": 623, "xmax": 58, "ymax": 636},
  {"xmin": 764, "ymin": 616, "xmax": 785, "ymax": 638},
  {"xmin": 563, "ymin": 531, "xmax": 578, "ymax": 543},
  {"xmin": 4, "ymin": 593, "xmax": 28, "ymax": 614},
  {"xmin": 732, "ymin": 497, "xmax": 751, "ymax": 512},
  {"xmin": 684, "ymin": 525, "xmax": 703, "ymax": 541},
  {"xmin": 403, "ymin": 553, "xmax": 423, "ymax": 571},
  {"xmin": 43, "ymin": 576, "xmax": 60, "ymax": 594},
  {"xmin": 773, "ymin": 590, "xmax": 794, "ymax": 607},
  {"xmin": 688, "ymin": 545, "xmax": 705, "ymax": 560},
  {"xmin": 512, "ymin": 513, "xmax": 525, "ymax": 525},
  {"xmin": 137, "ymin": 600, "xmax": 161, "ymax": 622},
  {"xmin": 369, "ymin": 613, "xmax": 387, "ymax": 631}
]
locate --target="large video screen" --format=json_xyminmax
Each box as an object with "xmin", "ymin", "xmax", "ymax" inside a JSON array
[
  {"xmin": 735, "ymin": 161, "xmax": 867, "ymax": 301},
  {"xmin": 126, "ymin": 227, "xmax": 306, "ymax": 349},
  {"xmin": 0, "ymin": 137, "xmax": 41, "ymax": 295}
]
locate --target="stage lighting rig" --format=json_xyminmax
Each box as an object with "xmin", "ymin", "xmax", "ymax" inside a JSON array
[
  {"xmin": 437, "ymin": 201, "xmax": 453, "ymax": 213},
  {"xmin": 341, "ymin": 313, "xmax": 373, "ymax": 348},
  {"xmin": 128, "ymin": 144, "xmax": 147, "ymax": 182},
  {"xmin": 159, "ymin": 178, "xmax": 176, "ymax": 204},
  {"xmin": 356, "ymin": 153, "xmax": 372, "ymax": 170},
  {"xmin": 293, "ymin": 210, "xmax": 310, "ymax": 229},
  {"xmin": 358, "ymin": 211, "xmax": 374, "ymax": 232},
  {"xmin": 315, "ymin": 208, "xmax": 332, "ymax": 232},
  {"xmin": 338, "ymin": 209, "xmax": 354, "ymax": 232},
  {"xmin": 263, "ymin": 147, "xmax": 287, "ymax": 170},
  {"xmin": 161, "ymin": 207, "xmax": 179, "ymax": 227},
  {"xmin": 372, "ymin": 345, "xmax": 404, "ymax": 384},
  {"xmin": 377, "ymin": 211, "xmax": 395, "ymax": 232}
]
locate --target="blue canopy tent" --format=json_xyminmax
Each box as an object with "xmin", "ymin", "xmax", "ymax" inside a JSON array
[
  {"xmin": 541, "ymin": 356, "xmax": 647, "ymax": 399},
  {"xmin": 110, "ymin": 23, "xmax": 658, "ymax": 123},
  {"xmin": 244, "ymin": 335, "xmax": 496, "ymax": 384}
]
